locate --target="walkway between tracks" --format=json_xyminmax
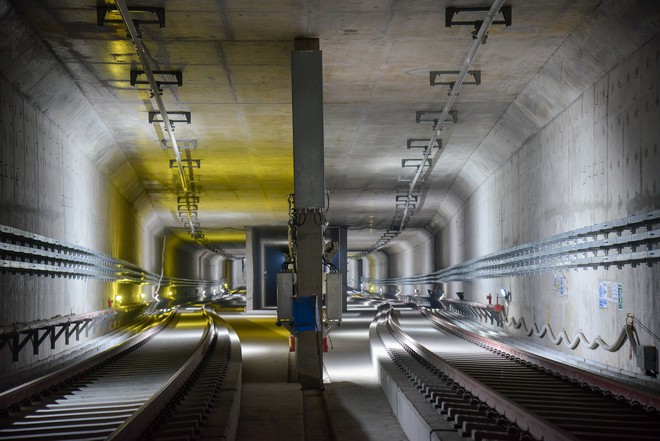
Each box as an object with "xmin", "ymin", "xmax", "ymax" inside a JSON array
[{"xmin": 221, "ymin": 308, "xmax": 408, "ymax": 441}]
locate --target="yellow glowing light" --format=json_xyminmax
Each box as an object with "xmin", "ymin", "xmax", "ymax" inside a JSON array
[{"xmin": 115, "ymin": 295, "xmax": 123, "ymax": 303}]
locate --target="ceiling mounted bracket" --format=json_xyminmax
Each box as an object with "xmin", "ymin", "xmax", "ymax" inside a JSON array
[
  {"xmin": 396, "ymin": 176, "xmax": 422, "ymax": 194},
  {"xmin": 97, "ymin": 5, "xmax": 165, "ymax": 28},
  {"xmin": 396, "ymin": 203, "xmax": 416, "ymax": 211},
  {"xmin": 359, "ymin": 0, "xmax": 507, "ymax": 256},
  {"xmin": 407, "ymin": 139, "xmax": 442, "ymax": 150},
  {"xmin": 131, "ymin": 70, "xmax": 183, "ymax": 87},
  {"xmin": 162, "ymin": 139, "xmax": 197, "ymax": 150},
  {"xmin": 183, "ymin": 219, "xmax": 201, "ymax": 228},
  {"xmin": 169, "ymin": 159, "xmax": 200, "ymax": 169},
  {"xmin": 430, "ymin": 70, "xmax": 481, "ymax": 88},
  {"xmin": 445, "ymin": 6, "xmax": 511, "ymax": 28},
  {"xmin": 402, "ymin": 158, "xmax": 432, "ymax": 168},
  {"xmin": 111, "ymin": 0, "xmax": 196, "ymax": 237},
  {"xmin": 416, "ymin": 110, "xmax": 458, "ymax": 125},
  {"xmin": 149, "ymin": 111, "xmax": 191, "ymax": 124},
  {"xmin": 177, "ymin": 196, "xmax": 200, "ymax": 204}
]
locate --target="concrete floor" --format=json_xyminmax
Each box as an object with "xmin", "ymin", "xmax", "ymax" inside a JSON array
[{"xmin": 222, "ymin": 307, "xmax": 408, "ymax": 441}]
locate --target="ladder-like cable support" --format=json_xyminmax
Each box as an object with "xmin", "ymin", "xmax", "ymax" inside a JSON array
[
  {"xmin": 113, "ymin": 0, "xmax": 195, "ymax": 236},
  {"xmin": 397, "ymin": 0, "xmax": 506, "ymax": 234}
]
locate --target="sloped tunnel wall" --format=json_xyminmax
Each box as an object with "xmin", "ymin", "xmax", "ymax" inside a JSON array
[
  {"xmin": 436, "ymin": 34, "xmax": 660, "ymax": 372},
  {"xmin": 0, "ymin": 0, "xmax": 164, "ymax": 360}
]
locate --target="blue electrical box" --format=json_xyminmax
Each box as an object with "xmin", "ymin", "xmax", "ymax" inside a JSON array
[{"xmin": 292, "ymin": 295, "xmax": 320, "ymax": 334}]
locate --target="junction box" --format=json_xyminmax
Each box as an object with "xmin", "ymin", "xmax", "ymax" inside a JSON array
[
  {"xmin": 636, "ymin": 345, "xmax": 658, "ymax": 376},
  {"xmin": 324, "ymin": 272, "xmax": 342, "ymax": 321},
  {"xmin": 276, "ymin": 272, "xmax": 294, "ymax": 322}
]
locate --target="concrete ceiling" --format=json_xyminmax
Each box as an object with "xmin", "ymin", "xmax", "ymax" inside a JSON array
[{"xmin": 8, "ymin": 0, "xmax": 608, "ymax": 253}]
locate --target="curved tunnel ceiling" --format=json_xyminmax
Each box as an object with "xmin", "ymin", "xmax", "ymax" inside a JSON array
[{"xmin": 6, "ymin": 0, "xmax": 654, "ymax": 255}]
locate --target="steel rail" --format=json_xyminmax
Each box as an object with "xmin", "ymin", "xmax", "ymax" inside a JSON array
[
  {"xmin": 140, "ymin": 305, "xmax": 241, "ymax": 440},
  {"xmin": 0, "ymin": 308, "xmax": 223, "ymax": 440},
  {"xmin": 107, "ymin": 310, "xmax": 215, "ymax": 440},
  {"xmin": 376, "ymin": 305, "xmax": 660, "ymax": 440},
  {"xmin": 383, "ymin": 307, "xmax": 572, "ymax": 441},
  {"xmin": 418, "ymin": 306, "xmax": 660, "ymax": 410}
]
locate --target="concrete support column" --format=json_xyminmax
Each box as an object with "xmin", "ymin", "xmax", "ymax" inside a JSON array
[
  {"xmin": 356, "ymin": 258, "xmax": 363, "ymax": 292},
  {"xmin": 227, "ymin": 258, "xmax": 246, "ymax": 290},
  {"xmin": 326, "ymin": 226, "xmax": 348, "ymax": 312},
  {"xmin": 292, "ymin": 37, "xmax": 325, "ymax": 390},
  {"xmin": 224, "ymin": 259, "xmax": 233, "ymax": 289},
  {"xmin": 295, "ymin": 216, "xmax": 324, "ymax": 389},
  {"xmin": 245, "ymin": 227, "xmax": 258, "ymax": 311}
]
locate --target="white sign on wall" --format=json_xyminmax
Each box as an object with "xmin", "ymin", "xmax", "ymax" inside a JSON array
[
  {"xmin": 553, "ymin": 272, "xmax": 568, "ymax": 296},
  {"xmin": 599, "ymin": 280, "xmax": 623, "ymax": 310}
]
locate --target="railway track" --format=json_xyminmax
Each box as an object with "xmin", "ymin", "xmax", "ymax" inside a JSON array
[
  {"xmin": 373, "ymin": 304, "xmax": 660, "ymax": 441},
  {"xmin": 0, "ymin": 305, "xmax": 238, "ymax": 440}
]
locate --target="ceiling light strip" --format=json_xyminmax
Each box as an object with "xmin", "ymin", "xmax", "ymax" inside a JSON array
[
  {"xmin": 397, "ymin": 0, "xmax": 505, "ymax": 234},
  {"xmin": 112, "ymin": 0, "xmax": 196, "ymax": 235}
]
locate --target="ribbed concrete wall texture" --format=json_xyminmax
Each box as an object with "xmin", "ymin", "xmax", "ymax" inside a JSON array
[
  {"xmin": 435, "ymin": 34, "xmax": 659, "ymax": 371},
  {"xmin": 0, "ymin": 2, "xmax": 163, "ymax": 334},
  {"xmin": 0, "ymin": 76, "xmax": 158, "ymax": 324}
]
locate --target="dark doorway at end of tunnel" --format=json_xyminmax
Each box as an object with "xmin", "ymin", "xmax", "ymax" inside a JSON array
[{"xmin": 264, "ymin": 245, "xmax": 287, "ymax": 308}]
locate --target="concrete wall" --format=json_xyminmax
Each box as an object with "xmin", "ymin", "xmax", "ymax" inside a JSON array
[
  {"xmin": 0, "ymin": 1, "xmax": 163, "ymax": 327},
  {"xmin": 0, "ymin": 74, "xmax": 162, "ymax": 325},
  {"xmin": 163, "ymin": 232, "xmax": 225, "ymax": 284},
  {"xmin": 227, "ymin": 258, "xmax": 247, "ymax": 290},
  {"xmin": 362, "ymin": 251, "xmax": 389, "ymax": 293},
  {"xmin": 435, "ymin": 35, "xmax": 660, "ymax": 371},
  {"xmin": 386, "ymin": 229, "xmax": 434, "ymax": 296},
  {"xmin": 347, "ymin": 258, "xmax": 360, "ymax": 290}
]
